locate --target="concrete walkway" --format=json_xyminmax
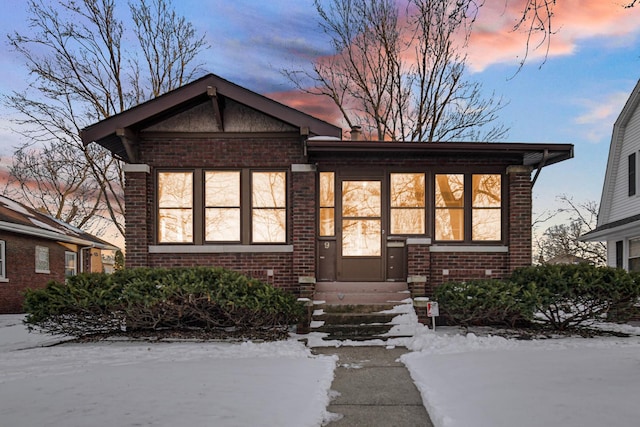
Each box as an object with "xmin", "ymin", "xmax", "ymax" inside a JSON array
[{"xmin": 313, "ymin": 346, "xmax": 434, "ymax": 427}]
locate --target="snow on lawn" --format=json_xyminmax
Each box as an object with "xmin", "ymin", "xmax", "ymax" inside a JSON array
[
  {"xmin": 0, "ymin": 315, "xmax": 337, "ymax": 427},
  {"xmin": 402, "ymin": 325, "xmax": 640, "ymax": 427}
]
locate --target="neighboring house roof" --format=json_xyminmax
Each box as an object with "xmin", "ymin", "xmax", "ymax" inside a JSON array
[
  {"xmin": 581, "ymin": 79, "xmax": 640, "ymax": 242},
  {"xmin": 545, "ymin": 254, "xmax": 594, "ymax": 265},
  {"xmin": 0, "ymin": 195, "xmax": 119, "ymax": 250},
  {"xmin": 80, "ymin": 73, "xmax": 343, "ymax": 163}
]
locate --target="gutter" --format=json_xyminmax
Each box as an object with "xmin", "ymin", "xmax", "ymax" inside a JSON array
[{"xmin": 0, "ymin": 221, "xmax": 119, "ymax": 251}]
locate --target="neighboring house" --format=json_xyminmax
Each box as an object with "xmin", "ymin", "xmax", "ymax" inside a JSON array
[
  {"xmin": 0, "ymin": 196, "xmax": 119, "ymax": 313},
  {"xmin": 581, "ymin": 79, "xmax": 640, "ymax": 271},
  {"xmin": 81, "ymin": 73, "xmax": 572, "ymax": 305},
  {"xmin": 544, "ymin": 254, "xmax": 594, "ymax": 265}
]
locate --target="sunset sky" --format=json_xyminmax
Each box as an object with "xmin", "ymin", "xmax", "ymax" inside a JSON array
[{"xmin": 1, "ymin": 0, "xmax": 640, "ymax": 233}]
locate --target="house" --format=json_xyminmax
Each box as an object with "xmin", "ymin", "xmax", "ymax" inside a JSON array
[
  {"xmin": 0, "ymin": 196, "xmax": 119, "ymax": 313},
  {"xmin": 80, "ymin": 73, "xmax": 573, "ymax": 317},
  {"xmin": 581, "ymin": 79, "xmax": 640, "ymax": 270}
]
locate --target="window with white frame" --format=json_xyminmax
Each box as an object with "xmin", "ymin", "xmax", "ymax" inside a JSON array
[
  {"xmin": 65, "ymin": 251, "xmax": 77, "ymax": 277},
  {"xmin": 629, "ymin": 238, "xmax": 640, "ymax": 272},
  {"xmin": 0, "ymin": 240, "xmax": 6, "ymax": 280},
  {"xmin": 35, "ymin": 246, "xmax": 50, "ymax": 273}
]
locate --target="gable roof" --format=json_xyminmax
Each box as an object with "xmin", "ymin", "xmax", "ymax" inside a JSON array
[
  {"xmin": 80, "ymin": 73, "xmax": 342, "ymax": 163},
  {"xmin": 0, "ymin": 196, "xmax": 119, "ymax": 250},
  {"xmin": 596, "ymin": 79, "xmax": 640, "ymax": 226}
]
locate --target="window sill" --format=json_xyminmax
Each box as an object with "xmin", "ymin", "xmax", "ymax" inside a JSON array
[
  {"xmin": 429, "ymin": 245, "xmax": 508, "ymax": 253},
  {"xmin": 35, "ymin": 270, "xmax": 51, "ymax": 274},
  {"xmin": 0, "ymin": 278, "xmax": 8, "ymax": 283},
  {"xmin": 149, "ymin": 244, "xmax": 294, "ymax": 254}
]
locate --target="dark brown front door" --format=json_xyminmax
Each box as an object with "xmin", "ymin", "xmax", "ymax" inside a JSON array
[{"xmin": 337, "ymin": 179, "xmax": 384, "ymax": 281}]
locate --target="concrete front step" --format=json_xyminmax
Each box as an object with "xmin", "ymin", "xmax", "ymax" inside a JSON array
[
  {"xmin": 316, "ymin": 281, "xmax": 409, "ymax": 293},
  {"xmin": 314, "ymin": 291, "xmax": 410, "ymax": 305},
  {"xmin": 314, "ymin": 312, "xmax": 396, "ymax": 325}
]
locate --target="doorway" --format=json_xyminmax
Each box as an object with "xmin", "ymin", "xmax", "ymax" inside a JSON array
[{"xmin": 337, "ymin": 179, "xmax": 384, "ymax": 281}]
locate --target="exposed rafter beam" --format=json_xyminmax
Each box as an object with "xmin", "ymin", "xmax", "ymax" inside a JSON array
[
  {"xmin": 207, "ymin": 86, "xmax": 224, "ymax": 131},
  {"xmin": 116, "ymin": 127, "xmax": 139, "ymax": 163}
]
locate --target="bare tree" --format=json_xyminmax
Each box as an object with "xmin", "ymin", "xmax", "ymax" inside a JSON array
[
  {"xmin": 513, "ymin": 0, "xmax": 637, "ymax": 69},
  {"xmin": 284, "ymin": 0, "xmax": 507, "ymax": 142},
  {"xmin": 2, "ymin": 0, "xmax": 208, "ymax": 237},
  {"xmin": 534, "ymin": 195, "xmax": 606, "ymax": 265}
]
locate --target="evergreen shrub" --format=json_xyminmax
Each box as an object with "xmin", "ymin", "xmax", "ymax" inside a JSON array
[
  {"xmin": 23, "ymin": 267, "xmax": 304, "ymax": 338},
  {"xmin": 510, "ymin": 263, "xmax": 640, "ymax": 330},
  {"xmin": 434, "ymin": 279, "xmax": 533, "ymax": 327}
]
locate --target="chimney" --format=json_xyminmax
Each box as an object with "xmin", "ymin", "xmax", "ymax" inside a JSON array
[{"xmin": 350, "ymin": 125, "xmax": 362, "ymax": 141}]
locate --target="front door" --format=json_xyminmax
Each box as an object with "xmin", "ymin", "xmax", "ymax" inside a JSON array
[{"xmin": 337, "ymin": 179, "xmax": 384, "ymax": 281}]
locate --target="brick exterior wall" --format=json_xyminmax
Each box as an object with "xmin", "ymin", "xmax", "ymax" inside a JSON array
[
  {"xmin": 507, "ymin": 165, "xmax": 534, "ymax": 271},
  {"xmin": 0, "ymin": 232, "xmax": 68, "ymax": 313},
  {"xmin": 124, "ymin": 134, "xmax": 535, "ymax": 306}
]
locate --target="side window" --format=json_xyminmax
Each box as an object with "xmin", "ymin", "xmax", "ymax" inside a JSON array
[
  {"xmin": 252, "ymin": 171, "xmax": 287, "ymax": 243},
  {"xmin": 629, "ymin": 153, "xmax": 636, "ymax": 197},
  {"xmin": 0, "ymin": 240, "xmax": 6, "ymax": 280},
  {"xmin": 65, "ymin": 252, "xmax": 77, "ymax": 277},
  {"xmin": 205, "ymin": 171, "xmax": 241, "ymax": 242},
  {"xmin": 472, "ymin": 174, "xmax": 502, "ymax": 241},
  {"xmin": 629, "ymin": 238, "xmax": 640, "ymax": 272},
  {"xmin": 35, "ymin": 245, "xmax": 50, "ymax": 274},
  {"xmin": 158, "ymin": 171, "xmax": 194, "ymax": 243},
  {"xmin": 390, "ymin": 173, "xmax": 425, "ymax": 235},
  {"xmin": 435, "ymin": 174, "xmax": 464, "ymax": 241},
  {"xmin": 435, "ymin": 173, "xmax": 503, "ymax": 242},
  {"xmin": 319, "ymin": 172, "xmax": 336, "ymax": 236}
]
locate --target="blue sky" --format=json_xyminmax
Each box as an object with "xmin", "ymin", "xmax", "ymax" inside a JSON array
[{"xmin": 1, "ymin": 0, "xmax": 640, "ymax": 230}]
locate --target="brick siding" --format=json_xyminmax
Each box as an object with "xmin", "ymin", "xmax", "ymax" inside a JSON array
[
  {"xmin": 124, "ymin": 135, "xmax": 535, "ymax": 304},
  {"xmin": 0, "ymin": 232, "xmax": 68, "ymax": 313}
]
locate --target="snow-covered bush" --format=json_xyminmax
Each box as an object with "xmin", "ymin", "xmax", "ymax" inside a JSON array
[
  {"xmin": 434, "ymin": 279, "xmax": 534, "ymax": 327},
  {"xmin": 23, "ymin": 267, "xmax": 304, "ymax": 338},
  {"xmin": 510, "ymin": 264, "xmax": 640, "ymax": 330}
]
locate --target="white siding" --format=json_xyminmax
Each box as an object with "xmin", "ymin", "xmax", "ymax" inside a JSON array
[{"xmin": 607, "ymin": 106, "xmax": 640, "ymax": 223}]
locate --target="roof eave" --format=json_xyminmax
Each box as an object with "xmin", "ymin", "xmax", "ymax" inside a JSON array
[{"xmin": 0, "ymin": 221, "xmax": 120, "ymax": 251}]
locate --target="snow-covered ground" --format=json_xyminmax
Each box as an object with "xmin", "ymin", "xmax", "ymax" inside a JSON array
[
  {"xmin": 0, "ymin": 315, "xmax": 337, "ymax": 427},
  {"xmin": 402, "ymin": 326, "xmax": 640, "ymax": 427},
  {"xmin": 3, "ymin": 314, "xmax": 640, "ymax": 427}
]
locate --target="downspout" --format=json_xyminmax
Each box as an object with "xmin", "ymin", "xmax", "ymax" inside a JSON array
[{"xmin": 531, "ymin": 149, "xmax": 549, "ymax": 188}]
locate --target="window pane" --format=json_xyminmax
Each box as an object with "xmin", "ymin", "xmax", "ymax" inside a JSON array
[
  {"xmin": 252, "ymin": 172, "xmax": 286, "ymax": 208},
  {"xmin": 472, "ymin": 209, "xmax": 501, "ymax": 240},
  {"xmin": 65, "ymin": 252, "xmax": 77, "ymax": 277},
  {"xmin": 629, "ymin": 238, "xmax": 640, "ymax": 258},
  {"xmin": 391, "ymin": 209, "xmax": 425, "ymax": 234},
  {"xmin": 435, "ymin": 208, "xmax": 464, "ymax": 240},
  {"xmin": 320, "ymin": 207, "xmax": 335, "ymax": 236},
  {"xmin": 473, "ymin": 174, "xmax": 501, "ymax": 207},
  {"xmin": 435, "ymin": 174, "xmax": 464, "ymax": 207},
  {"xmin": 159, "ymin": 209, "xmax": 193, "ymax": 243},
  {"xmin": 342, "ymin": 219, "xmax": 381, "ymax": 256},
  {"xmin": 629, "ymin": 258, "xmax": 640, "ymax": 272},
  {"xmin": 35, "ymin": 246, "xmax": 50, "ymax": 272},
  {"xmin": 320, "ymin": 172, "xmax": 335, "ymax": 207},
  {"xmin": 206, "ymin": 171, "xmax": 240, "ymax": 206},
  {"xmin": 252, "ymin": 209, "xmax": 286, "ymax": 243},
  {"xmin": 342, "ymin": 181, "xmax": 381, "ymax": 217},
  {"xmin": 206, "ymin": 208, "xmax": 240, "ymax": 241},
  {"xmin": 391, "ymin": 174, "xmax": 425, "ymax": 207},
  {"xmin": 158, "ymin": 172, "xmax": 193, "ymax": 207}
]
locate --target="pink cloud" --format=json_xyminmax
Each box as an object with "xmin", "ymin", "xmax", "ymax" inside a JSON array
[
  {"xmin": 468, "ymin": 0, "xmax": 640, "ymax": 71},
  {"xmin": 268, "ymin": 90, "xmax": 347, "ymax": 130}
]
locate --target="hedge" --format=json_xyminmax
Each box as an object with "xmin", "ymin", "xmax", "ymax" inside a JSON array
[{"xmin": 23, "ymin": 267, "xmax": 304, "ymax": 338}]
